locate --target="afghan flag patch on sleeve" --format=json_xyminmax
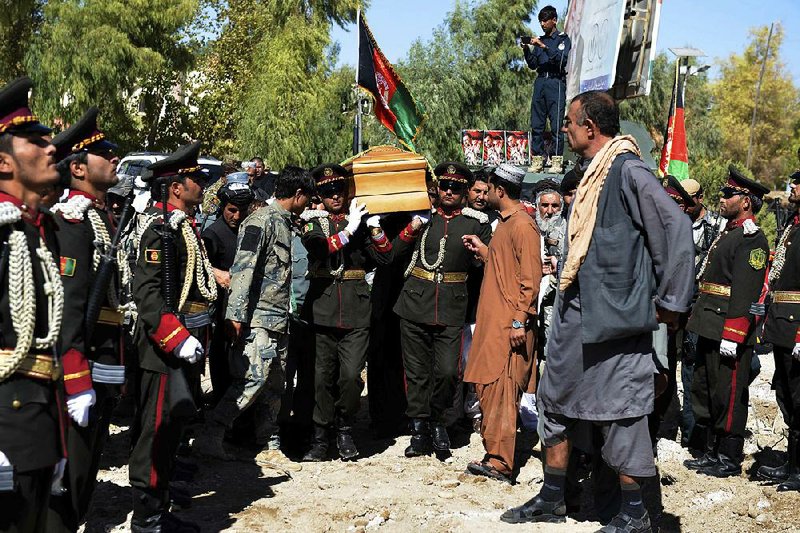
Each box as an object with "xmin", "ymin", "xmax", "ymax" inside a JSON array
[
  {"xmin": 60, "ymin": 257, "xmax": 76, "ymax": 277},
  {"xmin": 145, "ymin": 249, "xmax": 161, "ymax": 264}
]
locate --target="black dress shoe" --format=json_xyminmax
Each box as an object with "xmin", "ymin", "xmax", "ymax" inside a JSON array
[
  {"xmin": 778, "ymin": 471, "xmax": 800, "ymax": 492},
  {"xmin": 757, "ymin": 462, "xmax": 789, "ymax": 483},
  {"xmin": 337, "ymin": 430, "xmax": 359, "ymax": 461},
  {"xmin": 405, "ymin": 419, "xmax": 433, "ymax": 457},
  {"xmin": 431, "ymin": 424, "xmax": 450, "ymax": 451},
  {"xmin": 500, "ymin": 494, "xmax": 566, "ymax": 524},
  {"xmin": 131, "ymin": 511, "xmax": 200, "ymax": 533},
  {"xmin": 596, "ymin": 511, "xmax": 651, "ymax": 532},
  {"xmin": 698, "ymin": 454, "xmax": 741, "ymax": 478},
  {"xmin": 684, "ymin": 452, "xmax": 718, "ymax": 471}
]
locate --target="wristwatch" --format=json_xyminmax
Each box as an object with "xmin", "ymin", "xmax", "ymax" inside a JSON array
[{"xmin": 511, "ymin": 320, "xmax": 524, "ymax": 330}]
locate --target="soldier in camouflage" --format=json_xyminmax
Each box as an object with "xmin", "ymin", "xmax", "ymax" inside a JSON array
[{"xmin": 195, "ymin": 166, "xmax": 315, "ymax": 472}]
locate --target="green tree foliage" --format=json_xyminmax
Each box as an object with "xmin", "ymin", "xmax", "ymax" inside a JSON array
[
  {"xmin": 0, "ymin": 1, "xmax": 44, "ymax": 83},
  {"xmin": 394, "ymin": 0, "xmax": 537, "ymax": 163},
  {"xmin": 710, "ymin": 25, "xmax": 800, "ymax": 189},
  {"xmin": 26, "ymin": 0, "xmax": 199, "ymax": 152}
]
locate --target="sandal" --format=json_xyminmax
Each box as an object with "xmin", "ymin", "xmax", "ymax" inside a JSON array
[{"xmin": 466, "ymin": 460, "xmax": 514, "ymax": 485}]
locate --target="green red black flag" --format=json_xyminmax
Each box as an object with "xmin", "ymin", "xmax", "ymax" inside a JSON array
[
  {"xmin": 659, "ymin": 61, "xmax": 689, "ymax": 179},
  {"xmin": 357, "ymin": 14, "xmax": 426, "ymax": 150}
]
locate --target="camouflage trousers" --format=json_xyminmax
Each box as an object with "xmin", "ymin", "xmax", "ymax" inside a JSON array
[{"xmin": 210, "ymin": 326, "xmax": 287, "ymax": 443}]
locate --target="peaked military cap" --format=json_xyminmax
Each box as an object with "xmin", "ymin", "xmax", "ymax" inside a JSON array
[
  {"xmin": 310, "ymin": 163, "xmax": 348, "ymax": 185},
  {"xmin": 52, "ymin": 107, "xmax": 117, "ymax": 162},
  {"xmin": 725, "ymin": 165, "xmax": 769, "ymax": 198},
  {"xmin": 434, "ymin": 161, "xmax": 473, "ymax": 184},
  {"xmin": 0, "ymin": 76, "xmax": 51, "ymax": 135},
  {"xmin": 142, "ymin": 141, "xmax": 206, "ymax": 182},
  {"xmin": 664, "ymin": 175, "xmax": 696, "ymax": 207}
]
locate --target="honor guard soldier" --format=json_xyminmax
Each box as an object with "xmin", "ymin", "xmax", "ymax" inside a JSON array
[
  {"xmin": 300, "ymin": 164, "xmax": 392, "ymax": 462},
  {"xmin": 0, "ymin": 77, "xmax": 66, "ymax": 532},
  {"xmin": 685, "ymin": 166, "xmax": 770, "ymax": 478},
  {"xmin": 392, "ymin": 161, "xmax": 492, "ymax": 457},
  {"xmin": 194, "ymin": 166, "xmax": 314, "ymax": 472},
  {"xmin": 127, "ymin": 142, "xmax": 217, "ymax": 533},
  {"xmin": 47, "ymin": 107, "xmax": 127, "ymax": 531},
  {"xmin": 757, "ymin": 171, "xmax": 800, "ymax": 492}
]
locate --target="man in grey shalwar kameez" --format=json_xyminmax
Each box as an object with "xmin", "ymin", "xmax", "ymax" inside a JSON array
[{"xmin": 501, "ymin": 91, "xmax": 694, "ymax": 533}]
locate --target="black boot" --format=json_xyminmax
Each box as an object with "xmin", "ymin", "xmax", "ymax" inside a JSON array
[
  {"xmin": 302, "ymin": 425, "xmax": 329, "ymax": 462},
  {"xmin": 757, "ymin": 432, "xmax": 793, "ymax": 483},
  {"xmin": 778, "ymin": 431, "xmax": 800, "ymax": 492},
  {"xmin": 699, "ymin": 435, "xmax": 743, "ymax": 478},
  {"xmin": 131, "ymin": 489, "xmax": 199, "ymax": 533},
  {"xmin": 431, "ymin": 424, "xmax": 450, "ymax": 451},
  {"xmin": 405, "ymin": 418, "xmax": 433, "ymax": 457},
  {"xmin": 336, "ymin": 417, "xmax": 359, "ymax": 461},
  {"xmin": 684, "ymin": 426, "xmax": 719, "ymax": 471}
]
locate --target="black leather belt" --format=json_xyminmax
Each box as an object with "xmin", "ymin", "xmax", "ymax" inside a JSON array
[{"xmin": 539, "ymin": 72, "xmax": 565, "ymax": 80}]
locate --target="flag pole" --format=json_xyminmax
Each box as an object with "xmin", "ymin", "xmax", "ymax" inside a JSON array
[{"xmin": 353, "ymin": 6, "xmax": 363, "ymax": 155}]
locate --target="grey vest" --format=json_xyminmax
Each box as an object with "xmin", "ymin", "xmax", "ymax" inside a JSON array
[{"xmin": 572, "ymin": 153, "xmax": 658, "ymax": 343}]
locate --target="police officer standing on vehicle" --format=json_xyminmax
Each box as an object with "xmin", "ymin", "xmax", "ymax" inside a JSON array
[
  {"xmin": 127, "ymin": 142, "xmax": 217, "ymax": 532},
  {"xmin": 392, "ymin": 162, "xmax": 492, "ymax": 457},
  {"xmin": 757, "ymin": 171, "xmax": 800, "ymax": 492},
  {"xmin": 523, "ymin": 5, "xmax": 571, "ymax": 174},
  {"xmin": 0, "ymin": 76, "xmax": 66, "ymax": 533},
  {"xmin": 685, "ymin": 166, "xmax": 769, "ymax": 478},
  {"xmin": 300, "ymin": 164, "xmax": 392, "ymax": 462},
  {"xmin": 47, "ymin": 107, "xmax": 127, "ymax": 532}
]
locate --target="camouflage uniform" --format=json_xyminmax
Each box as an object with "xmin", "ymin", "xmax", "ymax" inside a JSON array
[{"xmin": 206, "ymin": 201, "xmax": 294, "ymax": 444}]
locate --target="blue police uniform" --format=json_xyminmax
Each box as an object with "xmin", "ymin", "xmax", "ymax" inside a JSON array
[{"xmin": 523, "ymin": 31, "xmax": 571, "ymax": 157}]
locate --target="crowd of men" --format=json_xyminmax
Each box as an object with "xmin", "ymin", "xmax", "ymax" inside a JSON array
[{"xmin": 0, "ymin": 69, "xmax": 798, "ymax": 533}]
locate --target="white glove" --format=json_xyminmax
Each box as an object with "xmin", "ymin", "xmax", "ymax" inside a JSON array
[
  {"xmin": 411, "ymin": 210, "xmax": 430, "ymax": 225},
  {"xmin": 174, "ymin": 335, "xmax": 204, "ymax": 364},
  {"xmin": 50, "ymin": 458, "xmax": 67, "ymax": 495},
  {"xmin": 0, "ymin": 451, "xmax": 9, "ymax": 467},
  {"xmin": 793, "ymin": 342, "xmax": 800, "ymax": 362},
  {"xmin": 365, "ymin": 215, "xmax": 381, "ymax": 229},
  {"xmin": 719, "ymin": 339, "xmax": 738, "ymax": 358},
  {"xmin": 66, "ymin": 389, "xmax": 96, "ymax": 427},
  {"xmin": 345, "ymin": 199, "xmax": 368, "ymax": 234}
]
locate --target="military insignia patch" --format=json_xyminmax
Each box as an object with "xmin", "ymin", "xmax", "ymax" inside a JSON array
[
  {"xmin": 304, "ymin": 222, "xmax": 314, "ymax": 233},
  {"xmin": 60, "ymin": 257, "xmax": 76, "ymax": 277},
  {"xmin": 324, "ymin": 167, "xmax": 333, "ymax": 177},
  {"xmin": 749, "ymin": 248, "xmax": 766, "ymax": 270},
  {"xmin": 145, "ymin": 249, "xmax": 161, "ymax": 264},
  {"xmin": 447, "ymin": 165, "xmax": 456, "ymax": 175}
]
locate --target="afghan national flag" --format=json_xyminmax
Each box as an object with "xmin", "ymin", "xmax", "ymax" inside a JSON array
[
  {"xmin": 357, "ymin": 14, "xmax": 426, "ymax": 151},
  {"xmin": 658, "ymin": 61, "xmax": 689, "ymax": 179}
]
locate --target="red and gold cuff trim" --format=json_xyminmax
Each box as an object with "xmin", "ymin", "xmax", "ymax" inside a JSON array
[
  {"xmin": 399, "ymin": 222, "xmax": 419, "ymax": 243},
  {"xmin": 61, "ymin": 348, "xmax": 93, "ymax": 395},
  {"xmin": 327, "ymin": 232, "xmax": 347, "ymax": 254},
  {"xmin": 722, "ymin": 316, "xmax": 750, "ymax": 343},
  {"xmin": 150, "ymin": 313, "xmax": 190, "ymax": 353}
]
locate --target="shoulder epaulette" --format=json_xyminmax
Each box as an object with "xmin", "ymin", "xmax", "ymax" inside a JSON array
[
  {"xmin": 0, "ymin": 201, "xmax": 21, "ymax": 226},
  {"xmin": 462, "ymin": 206, "xmax": 489, "ymax": 224},
  {"xmin": 743, "ymin": 219, "xmax": 760, "ymax": 236},
  {"xmin": 300, "ymin": 209, "xmax": 329, "ymax": 222},
  {"xmin": 51, "ymin": 195, "xmax": 93, "ymax": 222}
]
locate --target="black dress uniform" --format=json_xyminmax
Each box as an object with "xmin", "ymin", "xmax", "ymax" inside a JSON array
[
  {"xmin": 686, "ymin": 168, "xmax": 770, "ymax": 477},
  {"xmin": 392, "ymin": 162, "xmax": 492, "ymax": 456},
  {"xmin": 47, "ymin": 108, "xmax": 127, "ymax": 532},
  {"xmin": 300, "ymin": 164, "xmax": 392, "ymax": 461},
  {"xmin": 759, "ymin": 197, "xmax": 800, "ymax": 491},
  {"xmin": 0, "ymin": 77, "xmax": 65, "ymax": 533},
  {"xmin": 127, "ymin": 143, "xmax": 215, "ymax": 532}
]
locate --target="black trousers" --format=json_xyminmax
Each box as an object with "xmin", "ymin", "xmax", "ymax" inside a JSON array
[
  {"xmin": 312, "ymin": 326, "xmax": 369, "ymax": 427},
  {"xmin": 128, "ymin": 369, "xmax": 188, "ymax": 506},
  {"xmin": 399, "ymin": 319, "xmax": 462, "ymax": 423},
  {"xmin": 367, "ymin": 310, "xmax": 407, "ymax": 430},
  {"xmin": 0, "ymin": 466, "xmax": 52, "ymax": 533},
  {"xmin": 208, "ymin": 319, "xmax": 232, "ymax": 405},
  {"xmin": 46, "ymin": 386, "xmax": 117, "ymax": 532},
  {"xmin": 691, "ymin": 335, "xmax": 752, "ymax": 439},
  {"xmin": 285, "ymin": 317, "xmax": 315, "ymax": 428},
  {"xmin": 773, "ymin": 345, "xmax": 800, "ymax": 432}
]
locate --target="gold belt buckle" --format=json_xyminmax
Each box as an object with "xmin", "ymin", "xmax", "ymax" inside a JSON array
[{"xmin": 434, "ymin": 270, "xmax": 443, "ymax": 283}]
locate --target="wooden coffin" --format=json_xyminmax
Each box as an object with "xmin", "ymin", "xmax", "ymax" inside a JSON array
[{"xmin": 342, "ymin": 145, "xmax": 431, "ymax": 214}]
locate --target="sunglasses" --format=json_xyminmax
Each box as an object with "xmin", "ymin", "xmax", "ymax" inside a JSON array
[
  {"xmin": 438, "ymin": 179, "xmax": 466, "ymax": 193},
  {"xmin": 720, "ymin": 187, "xmax": 747, "ymax": 199},
  {"xmin": 318, "ymin": 182, "xmax": 347, "ymax": 198}
]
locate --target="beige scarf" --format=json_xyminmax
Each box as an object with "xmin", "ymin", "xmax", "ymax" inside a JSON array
[{"xmin": 559, "ymin": 135, "xmax": 641, "ymax": 291}]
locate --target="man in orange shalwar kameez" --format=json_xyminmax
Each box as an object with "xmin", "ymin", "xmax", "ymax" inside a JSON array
[{"xmin": 463, "ymin": 163, "xmax": 542, "ymax": 484}]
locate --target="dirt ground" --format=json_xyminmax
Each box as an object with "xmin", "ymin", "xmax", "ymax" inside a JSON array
[{"xmin": 83, "ymin": 354, "xmax": 799, "ymax": 533}]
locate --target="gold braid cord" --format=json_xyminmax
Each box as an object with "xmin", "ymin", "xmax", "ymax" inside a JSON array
[
  {"xmin": 318, "ymin": 217, "xmax": 345, "ymax": 277},
  {"xmin": 178, "ymin": 220, "xmax": 217, "ymax": 311},
  {"xmin": 0, "ymin": 202, "xmax": 64, "ymax": 380},
  {"xmin": 404, "ymin": 222, "xmax": 446, "ymax": 279},
  {"xmin": 769, "ymin": 224, "xmax": 793, "ymax": 286}
]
